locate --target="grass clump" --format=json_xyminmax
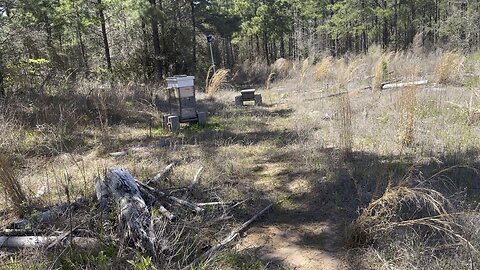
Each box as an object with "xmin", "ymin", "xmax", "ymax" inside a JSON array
[
  {"xmin": 272, "ymin": 58, "xmax": 290, "ymax": 78},
  {"xmin": 206, "ymin": 68, "xmax": 229, "ymax": 97},
  {"xmin": 348, "ymin": 186, "xmax": 454, "ymax": 246},
  {"xmin": 399, "ymin": 74, "xmax": 418, "ymax": 147},
  {"xmin": 372, "ymin": 53, "xmax": 392, "ymax": 91},
  {"xmin": 435, "ymin": 51, "xmax": 465, "ymax": 84},
  {"xmin": 300, "ymin": 57, "xmax": 311, "ymax": 82},
  {"xmin": 314, "ymin": 56, "xmax": 333, "ymax": 81},
  {"xmin": 0, "ymin": 155, "xmax": 28, "ymax": 214}
]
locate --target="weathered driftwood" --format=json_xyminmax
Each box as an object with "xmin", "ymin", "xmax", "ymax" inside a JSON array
[
  {"xmin": 158, "ymin": 205, "xmax": 175, "ymax": 221},
  {"xmin": 136, "ymin": 180, "xmax": 204, "ymax": 213},
  {"xmin": 95, "ymin": 178, "xmax": 109, "ymax": 210},
  {"xmin": 188, "ymin": 167, "xmax": 204, "ymax": 189},
  {"xmin": 382, "ymin": 80, "xmax": 428, "ymax": 90},
  {"xmin": 9, "ymin": 197, "xmax": 88, "ymax": 229},
  {"xmin": 109, "ymin": 147, "xmax": 142, "ymax": 157},
  {"xmin": 196, "ymin": 202, "xmax": 235, "ymax": 207},
  {"xmin": 0, "ymin": 236, "xmax": 98, "ymax": 249},
  {"xmin": 182, "ymin": 202, "xmax": 274, "ymax": 270},
  {"xmin": 146, "ymin": 162, "xmax": 176, "ymax": 185},
  {"xmin": 0, "ymin": 229, "xmax": 40, "ymax": 236},
  {"xmin": 46, "ymin": 213, "xmax": 101, "ymax": 250},
  {"xmin": 105, "ymin": 168, "xmax": 155, "ymax": 255}
]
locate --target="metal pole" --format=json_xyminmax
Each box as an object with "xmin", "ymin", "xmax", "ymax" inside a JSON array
[{"xmin": 209, "ymin": 42, "xmax": 216, "ymax": 73}]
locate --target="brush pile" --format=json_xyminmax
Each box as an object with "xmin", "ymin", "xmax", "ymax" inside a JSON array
[{"xmin": 0, "ymin": 163, "xmax": 271, "ymax": 269}]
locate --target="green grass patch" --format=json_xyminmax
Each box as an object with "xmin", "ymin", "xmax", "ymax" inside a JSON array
[
  {"xmin": 218, "ymin": 251, "xmax": 266, "ymax": 270},
  {"xmin": 416, "ymin": 100, "xmax": 443, "ymax": 119},
  {"xmin": 464, "ymin": 76, "xmax": 480, "ymax": 88}
]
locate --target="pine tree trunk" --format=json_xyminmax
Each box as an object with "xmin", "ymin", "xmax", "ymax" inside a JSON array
[
  {"xmin": 190, "ymin": 0, "xmax": 196, "ymax": 73},
  {"xmin": 0, "ymin": 51, "xmax": 4, "ymax": 97},
  {"xmin": 73, "ymin": 0, "xmax": 88, "ymax": 74},
  {"xmin": 149, "ymin": 0, "xmax": 163, "ymax": 82},
  {"xmin": 263, "ymin": 31, "xmax": 269, "ymax": 65},
  {"xmin": 97, "ymin": 0, "xmax": 112, "ymax": 72}
]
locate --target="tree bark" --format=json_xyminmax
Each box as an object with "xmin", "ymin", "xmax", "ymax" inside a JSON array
[
  {"xmin": 263, "ymin": 31, "xmax": 269, "ymax": 65},
  {"xmin": 190, "ymin": 0, "xmax": 196, "ymax": 73},
  {"xmin": 149, "ymin": 0, "xmax": 163, "ymax": 82},
  {"xmin": 0, "ymin": 236, "xmax": 98, "ymax": 249},
  {"xmin": 72, "ymin": 0, "xmax": 88, "ymax": 74},
  {"xmin": 97, "ymin": 0, "xmax": 112, "ymax": 72},
  {"xmin": 105, "ymin": 168, "xmax": 155, "ymax": 255},
  {"xmin": 0, "ymin": 51, "xmax": 4, "ymax": 97}
]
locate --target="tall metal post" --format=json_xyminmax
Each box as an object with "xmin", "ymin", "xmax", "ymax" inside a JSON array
[{"xmin": 207, "ymin": 35, "xmax": 216, "ymax": 73}]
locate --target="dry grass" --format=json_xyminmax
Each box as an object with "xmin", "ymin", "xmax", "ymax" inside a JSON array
[
  {"xmin": 3, "ymin": 51, "xmax": 480, "ymax": 269},
  {"xmin": 206, "ymin": 69, "xmax": 229, "ymax": 97},
  {"xmin": 435, "ymin": 52, "xmax": 465, "ymax": 84},
  {"xmin": 399, "ymin": 72, "xmax": 418, "ymax": 147},
  {"xmin": 272, "ymin": 58, "xmax": 290, "ymax": 79},
  {"xmin": 231, "ymin": 59, "xmax": 271, "ymax": 85},
  {"xmin": 337, "ymin": 93, "xmax": 353, "ymax": 159},
  {"xmin": 314, "ymin": 56, "xmax": 334, "ymax": 81},
  {"xmin": 347, "ymin": 184, "xmax": 467, "ymax": 247},
  {"xmin": 334, "ymin": 59, "xmax": 353, "ymax": 158},
  {"xmin": 372, "ymin": 53, "xmax": 392, "ymax": 91},
  {"xmin": 0, "ymin": 156, "xmax": 28, "ymax": 214},
  {"xmin": 300, "ymin": 58, "xmax": 311, "ymax": 82}
]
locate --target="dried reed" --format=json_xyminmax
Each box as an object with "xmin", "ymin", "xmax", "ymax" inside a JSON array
[
  {"xmin": 399, "ymin": 71, "xmax": 417, "ymax": 147},
  {"xmin": 372, "ymin": 53, "xmax": 392, "ymax": 91},
  {"xmin": 314, "ymin": 56, "xmax": 333, "ymax": 81},
  {"xmin": 338, "ymin": 93, "xmax": 353, "ymax": 159},
  {"xmin": 435, "ymin": 51, "xmax": 464, "ymax": 84},
  {"xmin": 0, "ymin": 155, "xmax": 28, "ymax": 214},
  {"xmin": 206, "ymin": 69, "xmax": 229, "ymax": 97},
  {"xmin": 300, "ymin": 58, "xmax": 311, "ymax": 82},
  {"xmin": 335, "ymin": 59, "xmax": 353, "ymax": 159},
  {"xmin": 272, "ymin": 58, "xmax": 290, "ymax": 78}
]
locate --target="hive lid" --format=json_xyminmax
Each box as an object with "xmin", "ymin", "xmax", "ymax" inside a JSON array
[{"xmin": 166, "ymin": 75, "xmax": 195, "ymax": 88}]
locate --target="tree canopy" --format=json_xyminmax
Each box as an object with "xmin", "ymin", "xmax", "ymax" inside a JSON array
[{"xmin": 0, "ymin": 0, "xmax": 479, "ymax": 91}]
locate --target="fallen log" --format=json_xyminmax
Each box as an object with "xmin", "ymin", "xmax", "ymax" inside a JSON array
[
  {"xmin": 146, "ymin": 162, "xmax": 176, "ymax": 185},
  {"xmin": 95, "ymin": 178, "xmax": 109, "ymax": 210},
  {"xmin": 0, "ymin": 236, "xmax": 98, "ymax": 249},
  {"xmin": 136, "ymin": 180, "xmax": 204, "ymax": 213},
  {"xmin": 109, "ymin": 147, "xmax": 142, "ymax": 157},
  {"xmin": 382, "ymin": 80, "xmax": 428, "ymax": 90},
  {"xmin": 158, "ymin": 205, "xmax": 175, "ymax": 221},
  {"xmin": 105, "ymin": 168, "xmax": 155, "ymax": 255},
  {"xmin": 9, "ymin": 197, "xmax": 89, "ymax": 229},
  {"xmin": 196, "ymin": 202, "xmax": 235, "ymax": 207},
  {"xmin": 181, "ymin": 202, "xmax": 274, "ymax": 270},
  {"xmin": 188, "ymin": 167, "xmax": 204, "ymax": 190}
]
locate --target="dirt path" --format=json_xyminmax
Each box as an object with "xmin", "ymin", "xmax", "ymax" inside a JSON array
[
  {"xmin": 236, "ymin": 157, "xmax": 350, "ymax": 269},
  {"xmin": 237, "ymin": 223, "xmax": 346, "ymax": 269}
]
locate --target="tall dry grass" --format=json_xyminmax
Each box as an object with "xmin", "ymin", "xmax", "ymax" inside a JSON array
[
  {"xmin": 435, "ymin": 51, "xmax": 465, "ymax": 84},
  {"xmin": 335, "ymin": 59, "xmax": 353, "ymax": 158},
  {"xmin": 206, "ymin": 69, "xmax": 229, "ymax": 97},
  {"xmin": 399, "ymin": 72, "xmax": 418, "ymax": 147},
  {"xmin": 300, "ymin": 58, "xmax": 311, "ymax": 82},
  {"xmin": 272, "ymin": 58, "xmax": 290, "ymax": 79},
  {"xmin": 0, "ymin": 155, "xmax": 28, "ymax": 214},
  {"xmin": 338, "ymin": 93, "xmax": 353, "ymax": 159},
  {"xmin": 372, "ymin": 53, "xmax": 392, "ymax": 91},
  {"xmin": 314, "ymin": 56, "xmax": 334, "ymax": 81}
]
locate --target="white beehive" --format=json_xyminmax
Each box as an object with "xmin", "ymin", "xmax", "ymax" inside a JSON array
[{"xmin": 166, "ymin": 75, "xmax": 195, "ymax": 88}]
